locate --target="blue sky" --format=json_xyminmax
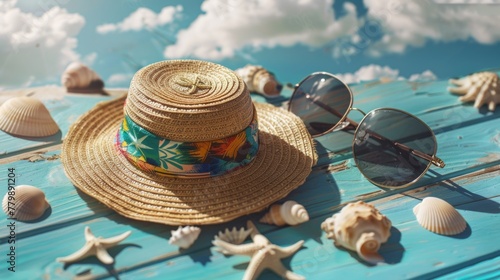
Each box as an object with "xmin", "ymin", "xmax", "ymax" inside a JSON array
[{"xmin": 1, "ymin": 0, "xmax": 500, "ymax": 89}]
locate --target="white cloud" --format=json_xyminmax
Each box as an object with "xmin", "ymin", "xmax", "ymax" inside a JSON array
[
  {"xmin": 335, "ymin": 64, "xmax": 437, "ymax": 84},
  {"xmin": 0, "ymin": 0, "xmax": 85, "ymax": 87},
  {"xmin": 363, "ymin": 0, "xmax": 500, "ymax": 56},
  {"xmin": 164, "ymin": 0, "xmax": 360, "ymax": 60},
  {"xmin": 107, "ymin": 73, "xmax": 133, "ymax": 86},
  {"xmin": 408, "ymin": 70, "xmax": 437, "ymax": 82},
  {"xmin": 83, "ymin": 52, "xmax": 97, "ymax": 65},
  {"xmin": 96, "ymin": 6, "xmax": 183, "ymax": 34},
  {"xmin": 96, "ymin": 24, "xmax": 117, "ymax": 34},
  {"xmin": 335, "ymin": 64, "xmax": 400, "ymax": 84}
]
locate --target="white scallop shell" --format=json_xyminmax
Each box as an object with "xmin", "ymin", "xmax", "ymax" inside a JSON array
[
  {"xmin": 413, "ymin": 197, "xmax": 466, "ymax": 236},
  {"xmin": 0, "ymin": 97, "xmax": 59, "ymax": 137},
  {"xmin": 448, "ymin": 71, "xmax": 499, "ymax": 111},
  {"xmin": 61, "ymin": 62, "xmax": 104, "ymax": 91},
  {"xmin": 235, "ymin": 65, "xmax": 282, "ymax": 97},
  {"xmin": 214, "ymin": 227, "xmax": 252, "ymax": 245},
  {"xmin": 169, "ymin": 226, "xmax": 201, "ymax": 249},
  {"xmin": 2, "ymin": 185, "xmax": 50, "ymax": 221},
  {"xmin": 321, "ymin": 201, "xmax": 392, "ymax": 264},
  {"xmin": 259, "ymin": 200, "xmax": 309, "ymax": 226}
]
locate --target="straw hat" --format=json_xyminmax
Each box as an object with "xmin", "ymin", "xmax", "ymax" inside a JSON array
[{"xmin": 61, "ymin": 60, "xmax": 317, "ymax": 225}]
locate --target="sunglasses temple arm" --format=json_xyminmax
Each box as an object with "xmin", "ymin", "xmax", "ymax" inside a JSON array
[
  {"xmin": 305, "ymin": 94, "xmax": 359, "ymax": 128},
  {"xmin": 395, "ymin": 143, "xmax": 446, "ymax": 168},
  {"xmin": 368, "ymin": 131, "xmax": 445, "ymax": 168}
]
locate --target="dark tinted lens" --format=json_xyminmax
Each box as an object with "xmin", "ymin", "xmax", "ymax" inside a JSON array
[
  {"xmin": 353, "ymin": 109, "xmax": 436, "ymax": 188},
  {"xmin": 289, "ymin": 73, "xmax": 351, "ymax": 136}
]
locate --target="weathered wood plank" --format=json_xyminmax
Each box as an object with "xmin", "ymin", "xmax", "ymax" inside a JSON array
[
  {"xmin": 68, "ymin": 185, "xmax": 500, "ymax": 278},
  {"xmin": 434, "ymin": 255, "xmax": 500, "ymax": 280},
  {"xmin": 2, "ymin": 159, "xmax": 498, "ymax": 279},
  {"xmin": 1, "ymin": 110, "xmax": 498, "ymax": 241},
  {"xmin": 1, "ymin": 73, "xmax": 499, "ymax": 279}
]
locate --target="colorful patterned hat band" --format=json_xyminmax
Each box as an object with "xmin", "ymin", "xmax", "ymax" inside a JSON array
[{"xmin": 115, "ymin": 106, "xmax": 259, "ymax": 178}]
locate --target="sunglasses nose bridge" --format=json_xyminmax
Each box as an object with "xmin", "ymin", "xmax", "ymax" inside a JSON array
[{"xmin": 351, "ymin": 107, "xmax": 367, "ymax": 116}]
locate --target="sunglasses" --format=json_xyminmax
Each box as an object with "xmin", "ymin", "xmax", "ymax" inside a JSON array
[{"xmin": 288, "ymin": 72, "xmax": 445, "ymax": 189}]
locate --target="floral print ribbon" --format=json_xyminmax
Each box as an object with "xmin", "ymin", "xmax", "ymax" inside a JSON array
[{"xmin": 115, "ymin": 108, "xmax": 259, "ymax": 178}]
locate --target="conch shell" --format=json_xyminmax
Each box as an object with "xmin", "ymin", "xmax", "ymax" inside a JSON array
[
  {"xmin": 2, "ymin": 185, "xmax": 50, "ymax": 221},
  {"xmin": 169, "ymin": 226, "xmax": 201, "ymax": 249},
  {"xmin": 235, "ymin": 65, "xmax": 282, "ymax": 97},
  {"xmin": 448, "ymin": 71, "xmax": 499, "ymax": 111},
  {"xmin": 259, "ymin": 200, "xmax": 309, "ymax": 226},
  {"xmin": 0, "ymin": 97, "xmax": 59, "ymax": 137},
  {"xmin": 61, "ymin": 62, "xmax": 104, "ymax": 92},
  {"xmin": 321, "ymin": 201, "xmax": 391, "ymax": 264},
  {"xmin": 413, "ymin": 197, "xmax": 467, "ymax": 236}
]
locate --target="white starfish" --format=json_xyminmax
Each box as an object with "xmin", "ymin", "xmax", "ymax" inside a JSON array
[
  {"xmin": 56, "ymin": 227, "xmax": 131, "ymax": 265},
  {"xmin": 448, "ymin": 71, "xmax": 500, "ymax": 111},
  {"xmin": 212, "ymin": 221, "xmax": 305, "ymax": 280}
]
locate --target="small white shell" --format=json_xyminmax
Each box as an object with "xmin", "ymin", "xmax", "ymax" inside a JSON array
[
  {"xmin": 214, "ymin": 227, "xmax": 252, "ymax": 245},
  {"xmin": 321, "ymin": 201, "xmax": 392, "ymax": 264},
  {"xmin": 235, "ymin": 65, "xmax": 282, "ymax": 97},
  {"xmin": 61, "ymin": 62, "xmax": 104, "ymax": 91},
  {"xmin": 413, "ymin": 197, "xmax": 466, "ymax": 236},
  {"xmin": 0, "ymin": 97, "xmax": 59, "ymax": 137},
  {"xmin": 2, "ymin": 185, "xmax": 50, "ymax": 221},
  {"xmin": 259, "ymin": 200, "xmax": 309, "ymax": 226},
  {"xmin": 169, "ymin": 226, "xmax": 201, "ymax": 249},
  {"xmin": 448, "ymin": 71, "xmax": 500, "ymax": 111}
]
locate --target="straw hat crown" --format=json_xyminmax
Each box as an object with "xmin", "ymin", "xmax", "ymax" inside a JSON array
[{"xmin": 125, "ymin": 60, "xmax": 254, "ymax": 142}]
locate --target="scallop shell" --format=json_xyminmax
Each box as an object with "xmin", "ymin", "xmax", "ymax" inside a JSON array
[
  {"xmin": 448, "ymin": 71, "xmax": 499, "ymax": 111},
  {"xmin": 413, "ymin": 197, "xmax": 466, "ymax": 236},
  {"xmin": 214, "ymin": 227, "xmax": 252, "ymax": 245},
  {"xmin": 235, "ymin": 65, "xmax": 282, "ymax": 97},
  {"xmin": 259, "ymin": 200, "xmax": 309, "ymax": 226},
  {"xmin": 2, "ymin": 185, "xmax": 50, "ymax": 221},
  {"xmin": 169, "ymin": 226, "xmax": 201, "ymax": 249},
  {"xmin": 213, "ymin": 227, "xmax": 253, "ymax": 255},
  {"xmin": 321, "ymin": 201, "xmax": 392, "ymax": 264},
  {"xmin": 0, "ymin": 97, "xmax": 59, "ymax": 137},
  {"xmin": 61, "ymin": 62, "xmax": 104, "ymax": 92}
]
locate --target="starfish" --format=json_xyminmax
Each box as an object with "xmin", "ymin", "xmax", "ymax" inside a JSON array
[
  {"xmin": 56, "ymin": 226, "xmax": 131, "ymax": 265},
  {"xmin": 212, "ymin": 221, "xmax": 305, "ymax": 280},
  {"xmin": 176, "ymin": 76, "xmax": 211, "ymax": 94}
]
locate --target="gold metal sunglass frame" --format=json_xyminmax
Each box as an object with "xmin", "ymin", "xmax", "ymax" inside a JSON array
[{"xmin": 288, "ymin": 72, "xmax": 445, "ymax": 189}]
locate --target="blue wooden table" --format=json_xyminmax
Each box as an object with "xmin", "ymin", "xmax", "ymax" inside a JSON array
[{"xmin": 1, "ymin": 73, "xmax": 499, "ymax": 280}]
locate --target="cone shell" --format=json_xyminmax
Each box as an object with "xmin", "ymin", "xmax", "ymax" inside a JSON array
[
  {"xmin": 61, "ymin": 62, "xmax": 104, "ymax": 91},
  {"xmin": 321, "ymin": 201, "xmax": 392, "ymax": 264},
  {"xmin": 169, "ymin": 226, "xmax": 201, "ymax": 249},
  {"xmin": 234, "ymin": 65, "xmax": 282, "ymax": 97},
  {"xmin": 0, "ymin": 97, "xmax": 59, "ymax": 137},
  {"xmin": 259, "ymin": 200, "xmax": 309, "ymax": 226},
  {"xmin": 214, "ymin": 227, "xmax": 252, "ymax": 245},
  {"xmin": 448, "ymin": 71, "xmax": 500, "ymax": 111},
  {"xmin": 413, "ymin": 197, "xmax": 467, "ymax": 236},
  {"xmin": 2, "ymin": 185, "xmax": 50, "ymax": 221}
]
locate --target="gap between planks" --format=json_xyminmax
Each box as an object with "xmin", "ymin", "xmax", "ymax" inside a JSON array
[{"xmin": 0, "ymin": 143, "xmax": 62, "ymax": 165}]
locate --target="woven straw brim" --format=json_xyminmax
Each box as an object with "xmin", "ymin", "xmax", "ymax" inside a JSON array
[{"xmin": 61, "ymin": 95, "xmax": 317, "ymax": 225}]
